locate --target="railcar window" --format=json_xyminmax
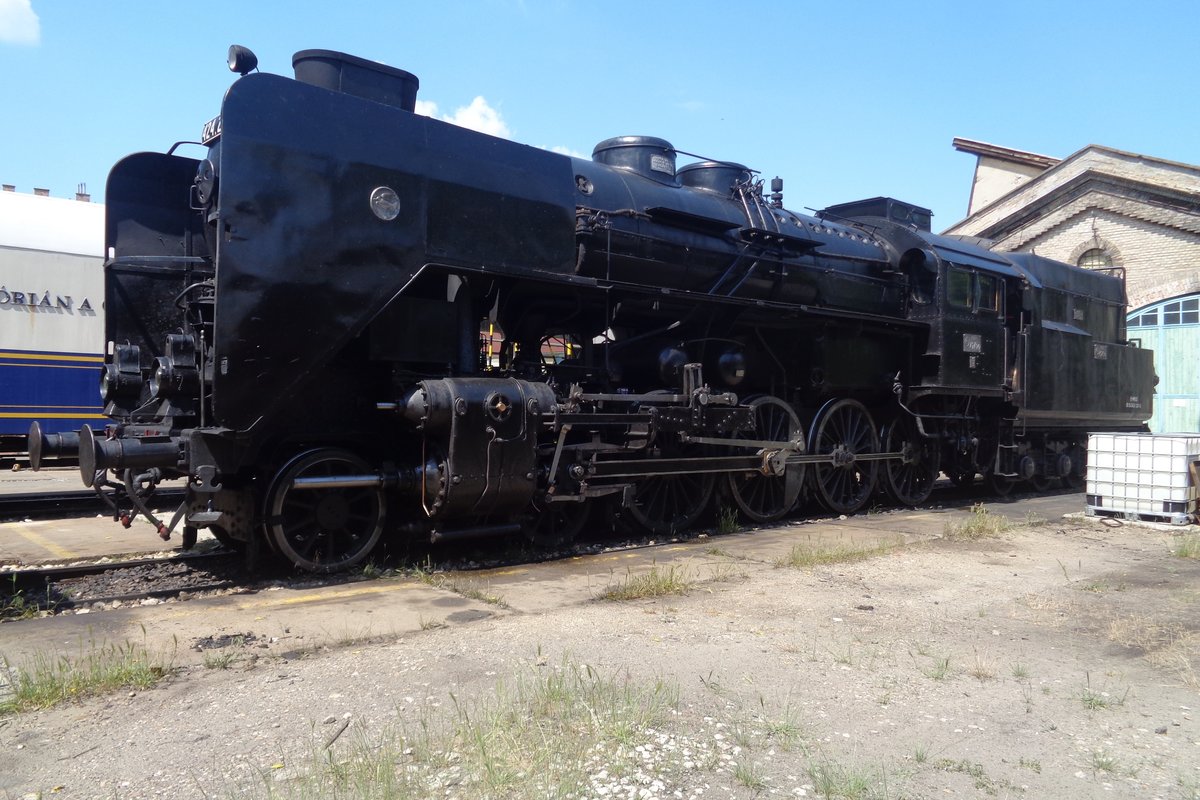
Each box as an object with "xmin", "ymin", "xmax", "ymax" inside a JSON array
[
  {"xmin": 976, "ymin": 274, "xmax": 999, "ymax": 313},
  {"xmin": 947, "ymin": 267, "xmax": 971, "ymax": 307}
]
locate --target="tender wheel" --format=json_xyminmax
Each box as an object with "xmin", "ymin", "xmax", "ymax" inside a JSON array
[
  {"xmin": 1027, "ymin": 473, "xmax": 1053, "ymax": 492},
  {"xmin": 265, "ymin": 448, "xmax": 385, "ymax": 572},
  {"xmin": 947, "ymin": 469, "xmax": 976, "ymax": 488},
  {"xmin": 726, "ymin": 396, "xmax": 805, "ymax": 523},
  {"xmin": 811, "ymin": 399, "xmax": 879, "ymax": 515},
  {"xmin": 627, "ymin": 445, "xmax": 715, "ymax": 536},
  {"xmin": 525, "ymin": 498, "xmax": 590, "ymax": 548},
  {"xmin": 882, "ymin": 415, "xmax": 940, "ymax": 506},
  {"xmin": 1064, "ymin": 445, "xmax": 1086, "ymax": 489},
  {"xmin": 985, "ymin": 470, "xmax": 1016, "ymax": 497}
]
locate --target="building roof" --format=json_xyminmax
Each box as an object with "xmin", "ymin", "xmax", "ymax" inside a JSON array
[
  {"xmin": 952, "ymin": 138, "xmax": 1060, "ymax": 170},
  {"xmin": 944, "ymin": 144, "xmax": 1200, "ymax": 241},
  {"xmin": 0, "ymin": 190, "xmax": 104, "ymax": 257}
]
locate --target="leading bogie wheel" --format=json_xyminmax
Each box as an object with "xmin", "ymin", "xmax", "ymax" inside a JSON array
[
  {"xmin": 265, "ymin": 448, "xmax": 386, "ymax": 572},
  {"xmin": 811, "ymin": 399, "xmax": 880, "ymax": 515},
  {"xmin": 726, "ymin": 395, "xmax": 805, "ymax": 523}
]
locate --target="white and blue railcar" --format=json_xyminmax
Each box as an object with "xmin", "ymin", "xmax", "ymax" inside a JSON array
[{"xmin": 0, "ymin": 190, "xmax": 105, "ymax": 455}]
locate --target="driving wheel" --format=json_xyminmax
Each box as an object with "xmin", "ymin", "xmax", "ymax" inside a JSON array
[
  {"xmin": 882, "ymin": 415, "xmax": 939, "ymax": 506},
  {"xmin": 264, "ymin": 448, "xmax": 385, "ymax": 572},
  {"xmin": 726, "ymin": 395, "xmax": 806, "ymax": 523},
  {"xmin": 811, "ymin": 399, "xmax": 879, "ymax": 514}
]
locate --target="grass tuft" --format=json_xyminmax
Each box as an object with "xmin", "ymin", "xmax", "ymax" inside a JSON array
[
  {"xmin": 250, "ymin": 659, "xmax": 679, "ymax": 799},
  {"xmin": 807, "ymin": 759, "xmax": 873, "ymax": 799},
  {"xmin": 944, "ymin": 503, "xmax": 1012, "ymax": 540},
  {"xmin": 1, "ymin": 638, "xmax": 173, "ymax": 715},
  {"xmin": 775, "ymin": 541, "xmax": 895, "ymax": 569},
  {"xmin": 1173, "ymin": 533, "xmax": 1200, "ymax": 559},
  {"xmin": 597, "ymin": 564, "xmax": 693, "ymax": 601},
  {"xmin": 716, "ymin": 505, "xmax": 740, "ymax": 535}
]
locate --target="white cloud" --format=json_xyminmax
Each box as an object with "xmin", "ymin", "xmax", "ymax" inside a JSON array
[
  {"xmin": 547, "ymin": 144, "xmax": 586, "ymax": 159},
  {"xmin": 0, "ymin": 0, "xmax": 39, "ymax": 45},
  {"xmin": 414, "ymin": 96, "xmax": 510, "ymax": 139}
]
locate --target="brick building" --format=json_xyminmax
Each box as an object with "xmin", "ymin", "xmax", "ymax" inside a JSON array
[{"xmin": 944, "ymin": 139, "xmax": 1200, "ymax": 432}]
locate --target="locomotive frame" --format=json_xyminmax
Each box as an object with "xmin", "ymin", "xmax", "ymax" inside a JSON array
[{"xmin": 31, "ymin": 48, "xmax": 1156, "ymax": 571}]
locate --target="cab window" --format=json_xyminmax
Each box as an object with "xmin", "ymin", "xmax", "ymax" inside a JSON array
[
  {"xmin": 976, "ymin": 274, "xmax": 999, "ymax": 313},
  {"xmin": 947, "ymin": 267, "xmax": 972, "ymax": 307}
]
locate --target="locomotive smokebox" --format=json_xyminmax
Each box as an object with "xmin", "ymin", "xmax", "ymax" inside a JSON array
[{"xmin": 292, "ymin": 49, "xmax": 419, "ymax": 112}]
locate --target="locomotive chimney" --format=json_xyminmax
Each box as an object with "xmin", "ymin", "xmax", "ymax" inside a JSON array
[{"xmin": 292, "ymin": 50, "xmax": 419, "ymax": 112}]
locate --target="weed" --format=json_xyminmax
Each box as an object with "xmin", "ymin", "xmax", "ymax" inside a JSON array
[
  {"xmin": 776, "ymin": 541, "xmax": 894, "ymax": 569},
  {"xmin": 1022, "ymin": 511, "xmax": 1049, "ymax": 527},
  {"xmin": 699, "ymin": 671, "xmax": 724, "ymax": 695},
  {"xmin": 921, "ymin": 655, "xmax": 952, "ymax": 681},
  {"xmin": 1, "ymin": 575, "xmax": 56, "ymax": 620},
  {"xmin": 967, "ymin": 649, "xmax": 995, "ymax": 681},
  {"xmin": 596, "ymin": 564, "xmax": 693, "ymax": 601},
  {"xmin": 1010, "ymin": 662, "xmax": 1030, "ymax": 680},
  {"xmin": 418, "ymin": 617, "xmax": 446, "ymax": 631},
  {"xmin": 716, "ymin": 505, "xmax": 740, "ymax": 535},
  {"xmin": 203, "ymin": 651, "xmax": 240, "ymax": 670},
  {"xmin": 807, "ymin": 759, "xmax": 872, "ymax": 799},
  {"xmin": 913, "ymin": 744, "xmax": 928, "ymax": 764},
  {"xmin": 1173, "ymin": 533, "xmax": 1200, "ymax": 559},
  {"xmin": 1080, "ymin": 673, "xmax": 1128, "ymax": 711},
  {"xmin": 1018, "ymin": 756, "xmax": 1042, "ymax": 773},
  {"xmin": 755, "ymin": 696, "xmax": 803, "ymax": 749},
  {"xmin": 733, "ymin": 758, "xmax": 767, "ymax": 791},
  {"xmin": 1019, "ymin": 682, "xmax": 1035, "ymax": 714},
  {"xmin": 934, "ymin": 758, "xmax": 995, "ymax": 792},
  {"xmin": 251, "ymin": 659, "xmax": 679, "ymax": 799},
  {"xmin": 1105, "ymin": 614, "xmax": 1200, "ymax": 688},
  {"xmin": 1, "ymin": 636, "xmax": 173, "ymax": 715},
  {"xmin": 1091, "ymin": 750, "xmax": 1119, "ymax": 775},
  {"xmin": 944, "ymin": 503, "xmax": 1011, "ymax": 540}
]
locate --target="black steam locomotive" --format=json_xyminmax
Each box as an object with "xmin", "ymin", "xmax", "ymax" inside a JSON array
[{"xmin": 31, "ymin": 48, "xmax": 1155, "ymax": 571}]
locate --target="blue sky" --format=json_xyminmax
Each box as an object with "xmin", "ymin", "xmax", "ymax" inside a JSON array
[{"xmin": 1, "ymin": 0, "xmax": 1197, "ymax": 230}]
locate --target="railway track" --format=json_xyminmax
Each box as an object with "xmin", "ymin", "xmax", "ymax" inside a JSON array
[
  {"xmin": 2, "ymin": 550, "xmax": 245, "ymax": 616},
  {"xmin": 0, "ymin": 488, "xmax": 186, "ymax": 521},
  {"xmin": 1, "ymin": 480, "xmax": 1078, "ymax": 618}
]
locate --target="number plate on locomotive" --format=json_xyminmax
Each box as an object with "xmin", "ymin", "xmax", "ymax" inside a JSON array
[{"xmin": 201, "ymin": 114, "xmax": 222, "ymax": 145}]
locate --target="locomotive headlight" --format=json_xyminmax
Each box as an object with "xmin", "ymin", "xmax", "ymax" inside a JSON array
[
  {"xmin": 148, "ymin": 358, "xmax": 174, "ymax": 399},
  {"xmin": 148, "ymin": 354, "xmax": 200, "ymax": 400},
  {"xmin": 100, "ymin": 363, "xmax": 143, "ymax": 403},
  {"xmin": 100, "ymin": 343, "xmax": 144, "ymax": 404}
]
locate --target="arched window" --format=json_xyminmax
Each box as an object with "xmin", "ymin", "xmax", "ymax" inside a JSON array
[{"xmin": 1077, "ymin": 248, "xmax": 1113, "ymax": 269}]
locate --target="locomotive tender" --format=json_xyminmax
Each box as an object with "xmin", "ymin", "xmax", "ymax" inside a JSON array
[{"xmin": 32, "ymin": 47, "xmax": 1156, "ymax": 571}]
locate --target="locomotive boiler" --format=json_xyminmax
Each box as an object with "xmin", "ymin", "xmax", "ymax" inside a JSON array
[{"xmin": 31, "ymin": 47, "xmax": 1157, "ymax": 571}]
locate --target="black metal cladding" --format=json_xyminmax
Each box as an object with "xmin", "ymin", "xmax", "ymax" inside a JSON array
[
  {"xmin": 292, "ymin": 49, "xmax": 419, "ymax": 112},
  {"xmin": 210, "ymin": 73, "xmax": 575, "ymax": 429},
  {"xmin": 104, "ymin": 152, "xmax": 211, "ymax": 369}
]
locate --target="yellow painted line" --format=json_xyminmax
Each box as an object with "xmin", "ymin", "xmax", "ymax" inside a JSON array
[
  {"xmin": 231, "ymin": 581, "xmax": 425, "ymax": 610},
  {"xmin": 0, "ymin": 352, "xmax": 104, "ymax": 362},
  {"xmin": 155, "ymin": 580, "xmax": 428, "ymax": 619},
  {"xmin": 8, "ymin": 523, "xmax": 77, "ymax": 559}
]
